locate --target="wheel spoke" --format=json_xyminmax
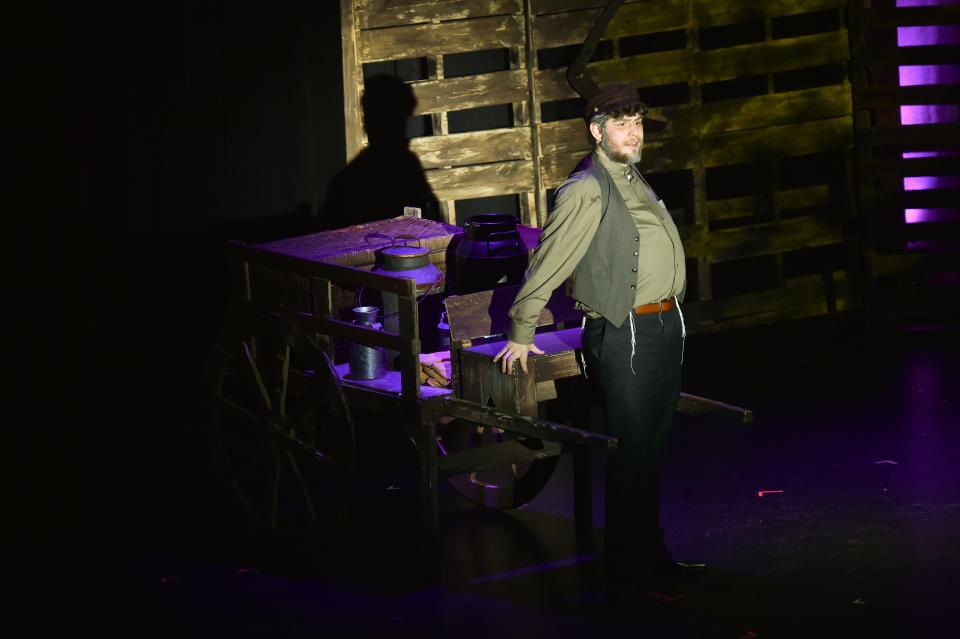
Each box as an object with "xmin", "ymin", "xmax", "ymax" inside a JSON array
[
  {"xmin": 278, "ymin": 343, "xmax": 291, "ymax": 419},
  {"xmin": 216, "ymin": 393, "xmax": 267, "ymax": 426},
  {"xmin": 242, "ymin": 342, "xmax": 272, "ymax": 413}
]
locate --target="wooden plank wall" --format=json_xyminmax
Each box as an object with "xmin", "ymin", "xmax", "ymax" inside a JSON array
[
  {"xmin": 341, "ymin": 0, "xmax": 859, "ymax": 332},
  {"xmin": 848, "ymin": 0, "xmax": 960, "ymax": 325}
]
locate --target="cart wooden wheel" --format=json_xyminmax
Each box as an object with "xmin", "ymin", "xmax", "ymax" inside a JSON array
[
  {"xmin": 436, "ymin": 416, "xmax": 558, "ymax": 509},
  {"xmin": 209, "ymin": 309, "xmax": 355, "ymax": 534}
]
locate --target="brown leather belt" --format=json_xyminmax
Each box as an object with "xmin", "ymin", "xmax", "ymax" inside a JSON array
[{"xmin": 634, "ymin": 298, "xmax": 674, "ymax": 315}]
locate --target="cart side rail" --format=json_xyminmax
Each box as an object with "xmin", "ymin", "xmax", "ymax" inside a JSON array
[{"xmin": 225, "ymin": 240, "xmax": 423, "ymax": 401}]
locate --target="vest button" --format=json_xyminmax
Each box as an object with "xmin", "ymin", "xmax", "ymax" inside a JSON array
[
  {"xmin": 632, "ymin": 267, "xmax": 637, "ymax": 272},
  {"xmin": 634, "ymin": 236, "xmax": 639, "ymax": 241},
  {"xmin": 630, "ymin": 284, "xmax": 635, "ymax": 289},
  {"xmin": 633, "ymin": 251, "xmax": 639, "ymax": 256}
]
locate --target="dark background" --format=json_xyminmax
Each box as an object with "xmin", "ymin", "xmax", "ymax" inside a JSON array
[{"xmin": 31, "ymin": 1, "xmax": 348, "ymax": 576}]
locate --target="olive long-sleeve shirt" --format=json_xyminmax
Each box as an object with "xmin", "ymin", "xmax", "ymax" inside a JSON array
[{"xmin": 507, "ymin": 149, "xmax": 686, "ymax": 345}]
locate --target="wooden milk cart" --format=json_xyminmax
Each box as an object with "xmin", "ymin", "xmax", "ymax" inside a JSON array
[{"xmin": 209, "ymin": 216, "xmax": 751, "ymax": 547}]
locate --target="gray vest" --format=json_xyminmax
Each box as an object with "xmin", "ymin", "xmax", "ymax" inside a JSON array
[{"xmin": 567, "ymin": 153, "xmax": 642, "ymax": 329}]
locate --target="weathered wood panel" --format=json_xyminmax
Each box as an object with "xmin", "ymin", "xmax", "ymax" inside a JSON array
[
  {"xmin": 411, "ymin": 70, "xmax": 528, "ymax": 115},
  {"xmin": 411, "ymin": 127, "xmax": 531, "ymax": 170},
  {"xmin": 693, "ymin": 272, "xmax": 850, "ymax": 322},
  {"xmin": 537, "ymin": 30, "xmax": 848, "ymax": 103},
  {"xmin": 707, "ymin": 185, "xmax": 834, "ymax": 221},
  {"xmin": 533, "ymin": 0, "xmax": 839, "ymax": 21},
  {"xmin": 532, "ymin": 0, "xmax": 688, "ymax": 50},
  {"xmin": 341, "ymin": 0, "xmax": 365, "ymax": 161},
  {"xmin": 700, "ymin": 85, "xmax": 852, "ymax": 136},
  {"xmin": 536, "ymin": 50, "xmax": 693, "ymax": 102},
  {"xmin": 538, "ymin": 120, "xmax": 591, "ymax": 158},
  {"xmin": 425, "ymin": 160, "xmax": 536, "ymax": 201},
  {"xmin": 695, "ymin": 0, "xmax": 842, "ymax": 27},
  {"xmin": 533, "ymin": 0, "xmax": 845, "ymax": 49},
  {"xmin": 701, "ymin": 117, "xmax": 853, "ymax": 167},
  {"xmin": 781, "ymin": 185, "xmax": 834, "ymax": 211},
  {"xmin": 532, "ymin": 0, "xmax": 634, "ymax": 17},
  {"xmin": 696, "ymin": 31, "xmax": 849, "ymax": 83},
  {"xmin": 359, "ymin": 14, "xmax": 524, "ymax": 63},
  {"xmin": 680, "ymin": 215, "xmax": 844, "ymax": 262},
  {"xmin": 357, "ymin": 0, "xmax": 522, "ymax": 29},
  {"xmin": 540, "ymin": 85, "xmax": 851, "ymax": 155}
]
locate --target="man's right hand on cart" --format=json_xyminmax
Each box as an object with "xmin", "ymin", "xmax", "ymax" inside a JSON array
[{"xmin": 493, "ymin": 340, "xmax": 544, "ymax": 375}]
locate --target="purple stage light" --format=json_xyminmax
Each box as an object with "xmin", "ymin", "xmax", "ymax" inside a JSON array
[
  {"xmin": 905, "ymin": 208, "xmax": 960, "ymax": 223},
  {"xmin": 896, "ymin": 0, "xmax": 959, "ymax": 6},
  {"xmin": 897, "ymin": 25, "xmax": 960, "ymax": 46},
  {"xmin": 903, "ymin": 176, "xmax": 960, "ymax": 190},
  {"xmin": 902, "ymin": 150, "xmax": 960, "ymax": 158},
  {"xmin": 899, "ymin": 64, "xmax": 960, "ymax": 85},
  {"xmin": 900, "ymin": 104, "xmax": 960, "ymax": 125}
]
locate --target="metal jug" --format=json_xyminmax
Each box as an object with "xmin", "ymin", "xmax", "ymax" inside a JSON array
[{"xmin": 348, "ymin": 305, "xmax": 385, "ymax": 380}]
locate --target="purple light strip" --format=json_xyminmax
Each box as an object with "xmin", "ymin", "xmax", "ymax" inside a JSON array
[
  {"xmin": 903, "ymin": 176, "xmax": 960, "ymax": 190},
  {"xmin": 902, "ymin": 150, "xmax": 960, "ymax": 158},
  {"xmin": 899, "ymin": 64, "xmax": 960, "ymax": 85},
  {"xmin": 900, "ymin": 104, "xmax": 960, "ymax": 125},
  {"xmin": 897, "ymin": 25, "xmax": 960, "ymax": 46},
  {"xmin": 905, "ymin": 208, "xmax": 960, "ymax": 223},
  {"xmin": 896, "ymin": 0, "xmax": 960, "ymax": 6}
]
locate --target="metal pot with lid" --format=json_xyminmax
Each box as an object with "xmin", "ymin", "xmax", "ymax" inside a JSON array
[{"xmin": 371, "ymin": 243, "xmax": 444, "ymax": 367}]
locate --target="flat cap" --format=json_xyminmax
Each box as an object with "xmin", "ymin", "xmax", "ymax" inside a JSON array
[{"xmin": 584, "ymin": 83, "xmax": 648, "ymax": 121}]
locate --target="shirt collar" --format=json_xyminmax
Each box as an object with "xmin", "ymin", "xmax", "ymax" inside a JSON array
[{"xmin": 596, "ymin": 148, "xmax": 637, "ymax": 182}]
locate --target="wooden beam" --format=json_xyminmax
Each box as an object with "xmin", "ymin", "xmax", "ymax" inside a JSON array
[
  {"xmin": 356, "ymin": 0, "xmax": 522, "ymax": 29},
  {"xmin": 701, "ymin": 117, "xmax": 853, "ymax": 167},
  {"xmin": 226, "ymin": 242, "xmax": 418, "ymax": 296},
  {"xmin": 410, "ymin": 69, "xmax": 529, "ymax": 116},
  {"xmin": 425, "ymin": 160, "xmax": 536, "ymax": 200},
  {"xmin": 431, "ymin": 397, "xmax": 618, "ymax": 447},
  {"xmin": 359, "ymin": 14, "xmax": 525, "ymax": 63},
  {"xmin": 700, "ymin": 84, "xmax": 852, "ymax": 136},
  {"xmin": 340, "ymin": 0, "xmax": 365, "ymax": 161},
  {"xmin": 683, "ymin": 215, "xmax": 845, "ymax": 262},
  {"xmin": 411, "ymin": 127, "xmax": 532, "ymax": 169}
]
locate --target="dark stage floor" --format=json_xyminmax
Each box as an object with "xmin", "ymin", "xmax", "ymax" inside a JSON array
[{"xmin": 80, "ymin": 317, "xmax": 958, "ymax": 638}]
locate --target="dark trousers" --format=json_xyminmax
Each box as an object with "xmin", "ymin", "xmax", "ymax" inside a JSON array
[{"xmin": 581, "ymin": 305, "xmax": 683, "ymax": 583}]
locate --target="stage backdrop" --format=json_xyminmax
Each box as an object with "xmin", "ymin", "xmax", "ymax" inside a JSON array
[{"xmin": 339, "ymin": 0, "xmax": 958, "ymax": 331}]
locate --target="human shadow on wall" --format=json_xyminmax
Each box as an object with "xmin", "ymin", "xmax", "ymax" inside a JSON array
[{"xmin": 318, "ymin": 74, "xmax": 441, "ymax": 230}]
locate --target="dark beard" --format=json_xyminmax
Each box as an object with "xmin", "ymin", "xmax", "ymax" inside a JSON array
[{"xmin": 600, "ymin": 135, "xmax": 642, "ymax": 165}]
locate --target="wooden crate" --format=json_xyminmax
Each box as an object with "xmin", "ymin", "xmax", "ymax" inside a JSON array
[{"xmin": 340, "ymin": 0, "xmax": 861, "ymax": 331}]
